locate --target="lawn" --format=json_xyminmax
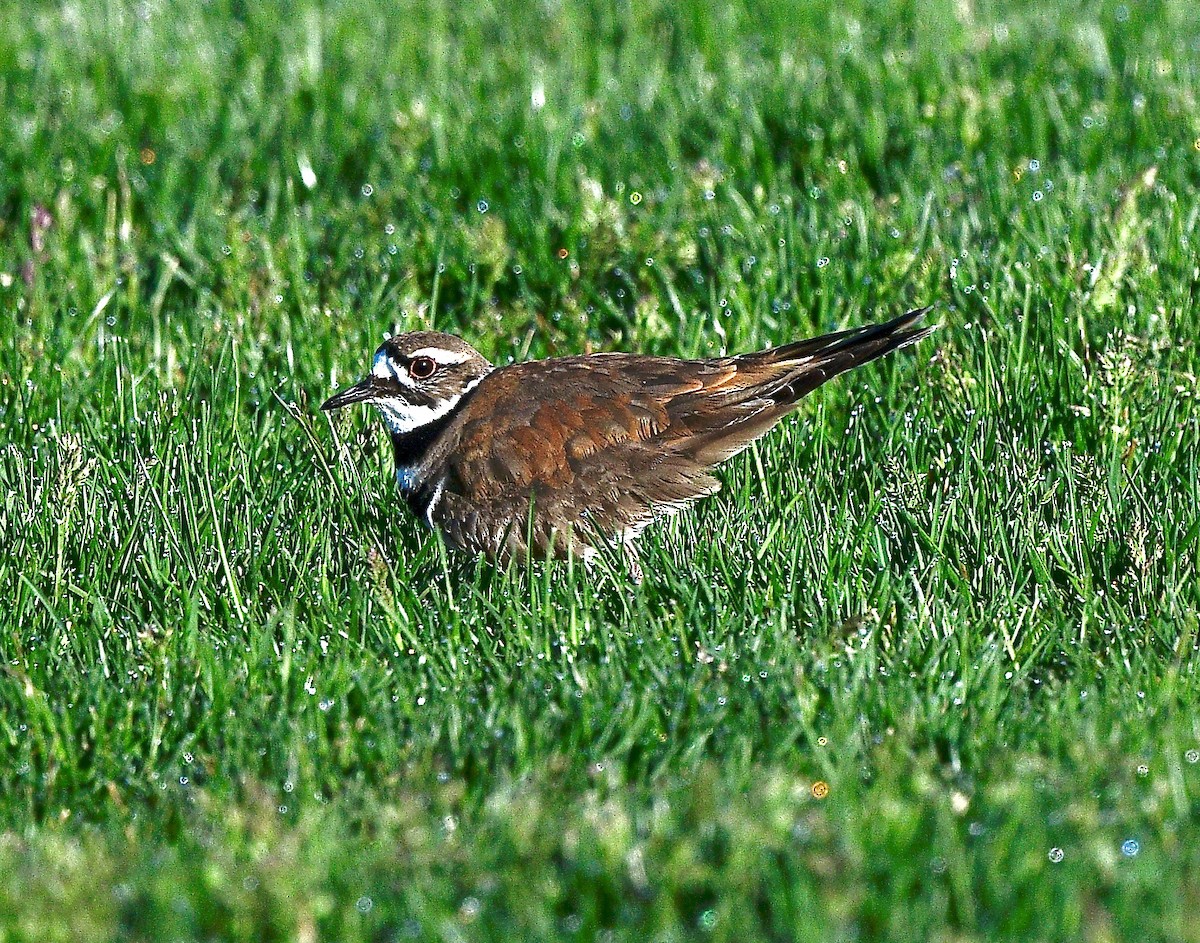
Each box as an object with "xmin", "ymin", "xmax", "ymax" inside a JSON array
[{"xmin": 2, "ymin": 0, "xmax": 1199, "ymax": 939}]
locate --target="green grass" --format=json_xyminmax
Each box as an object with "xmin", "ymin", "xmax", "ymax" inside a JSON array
[{"xmin": 2, "ymin": 0, "xmax": 1200, "ymax": 939}]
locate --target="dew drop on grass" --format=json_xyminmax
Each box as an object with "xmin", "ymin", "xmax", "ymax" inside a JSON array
[
  {"xmin": 356, "ymin": 896, "xmax": 373, "ymax": 914},
  {"xmin": 1121, "ymin": 839, "xmax": 1140, "ymax": 857},
  {"xmin": 1186, "ymin": 749, "xmax": 1199, "ymax": 763},
  {"xmin": 477, "ymin": 199, "xmax": 489, "ymax": 213},
  {"xmin": 1048, "ymin": 847, "xmax": 1064, "ymax": 863}
]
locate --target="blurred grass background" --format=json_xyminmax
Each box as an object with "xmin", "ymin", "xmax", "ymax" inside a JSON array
[{"xmin": 2, "ymin": 0, "xmax": 1199, "ymax": 939}]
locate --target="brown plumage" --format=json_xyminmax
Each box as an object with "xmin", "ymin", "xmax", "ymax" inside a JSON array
[{"xmin": 323, "ymin": 307, "xmax": 934, "ymax": 573}]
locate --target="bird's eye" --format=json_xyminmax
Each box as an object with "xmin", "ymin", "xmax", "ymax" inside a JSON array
[{"xmin": 408, "ymin": 356, "xmax": 437, "ymax": 380}]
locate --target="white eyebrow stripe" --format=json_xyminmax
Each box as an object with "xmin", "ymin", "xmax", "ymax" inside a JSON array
[{"xmin": 408, "ymin": 347, "xmax": 472, "ymax": 365}]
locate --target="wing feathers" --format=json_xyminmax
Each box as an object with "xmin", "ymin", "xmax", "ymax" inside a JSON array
[{"xmin": 437, "ymin": 308, "xmax": 934, "ymax": 558}]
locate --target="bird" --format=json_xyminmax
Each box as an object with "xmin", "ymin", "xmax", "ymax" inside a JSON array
[{"xmin": 322, "ymin": 307, "xmax": 934, "ymax": 577}]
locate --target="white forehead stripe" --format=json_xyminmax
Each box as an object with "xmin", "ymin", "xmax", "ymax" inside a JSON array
[
  {"xmin": 371, "ymin": 351, "xmax": 412, "ymax": 385},
  {"xmin": 408, "ymin": 347, "xmax": 473, "ymax": 365}
]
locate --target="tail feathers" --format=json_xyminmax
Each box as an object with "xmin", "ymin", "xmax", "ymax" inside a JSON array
[
  {"xmin": 754, "ymin": 306, "xmax": 935, "ymax": 404},
  {"xmin": 681, "ymin": 307, "xmax": 935, "ymax": 466}
]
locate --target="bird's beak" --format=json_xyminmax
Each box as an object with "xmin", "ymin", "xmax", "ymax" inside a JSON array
[{"xmin": 321, "ymin": 377, "xmax": 382, "ymax": 411}]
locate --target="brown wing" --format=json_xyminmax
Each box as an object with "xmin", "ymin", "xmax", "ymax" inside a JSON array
[{"xmin": 433, "ymin": 308, "xmax": 933, "ymax": 559}]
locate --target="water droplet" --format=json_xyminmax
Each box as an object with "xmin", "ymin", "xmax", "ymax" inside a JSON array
[
  {"xmin": 1121, "ymin": 839, "xmax": 1140, "ymax": 857},
  {"xmin": 1048, "ymin": 847, "xmax": 1064, "ymax": 863},
  {"xmin": 477, "ymin": 199, "xmax": 489, "ymax": 213},
  {"xmin": 361, "ymin": 184, "xmax": 374, "ymax": 197},
  {"xmin": 356, "ymin": 895, "xmax": 373, "ymax": 913}
]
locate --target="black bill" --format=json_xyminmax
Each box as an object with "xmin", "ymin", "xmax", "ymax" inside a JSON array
[{"xmin": 321, "ymin": 377, "xmax": 381, "ymax": 411}]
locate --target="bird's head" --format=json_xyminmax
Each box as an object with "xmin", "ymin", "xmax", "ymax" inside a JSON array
[{"xmin": 321, "ymin": 331, "xmax": 493, "ymax": 434}]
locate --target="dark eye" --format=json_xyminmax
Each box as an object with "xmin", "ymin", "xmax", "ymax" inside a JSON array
[{"xmin": 409, "ymin": 357, "xmax": 437, "ymax": 380}]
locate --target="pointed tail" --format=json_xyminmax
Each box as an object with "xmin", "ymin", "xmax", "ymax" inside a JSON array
[{"xmin": 748, "ymin": 306, "xmax": 936, "ymax": 405}]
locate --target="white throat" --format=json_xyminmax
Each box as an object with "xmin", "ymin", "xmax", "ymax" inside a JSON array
[{"xmin": 370, "ymin": 373, "xmax": 489, "ymax": 436}]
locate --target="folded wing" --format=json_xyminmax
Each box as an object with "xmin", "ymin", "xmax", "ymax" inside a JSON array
[{"xmin": 436, "ymin": 307, "xmax": 933, "ymax": 558}]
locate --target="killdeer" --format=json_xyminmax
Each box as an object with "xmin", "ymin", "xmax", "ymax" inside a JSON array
[{"xmin": 323, "ymin": 307, "xmax": 934, "ymax": 576}]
